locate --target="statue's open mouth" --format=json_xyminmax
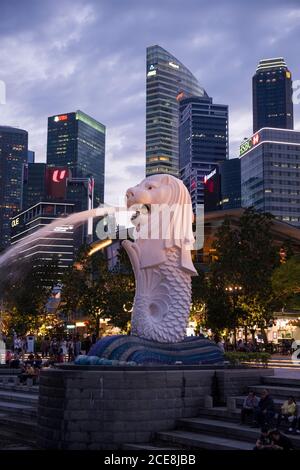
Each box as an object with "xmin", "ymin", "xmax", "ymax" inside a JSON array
[{"xmin": 130, "ymin": 204, "xmax": 151, "ymax": 222}]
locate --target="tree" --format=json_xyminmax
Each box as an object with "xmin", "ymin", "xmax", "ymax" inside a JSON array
[
  {"xmin": 204, "ymin": 208, "xmax": 281, "ymax": 342},
  {"xmin": 60, "ymin": 245, "xmax": 135, "ymax": 335},
  {"xmin": 272, "ymin": 255, "xmax": 300, "ymax": 310},
  {"xmin": 0, "ymin": 258, "xmax": 60, "ymax": 335}
]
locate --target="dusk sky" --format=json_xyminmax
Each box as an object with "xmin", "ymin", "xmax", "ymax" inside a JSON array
[{"xmin": 1, "ymin": 0, "xmax": 300, "ymax": 204}]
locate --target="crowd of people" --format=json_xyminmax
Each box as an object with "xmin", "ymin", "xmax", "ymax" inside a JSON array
[
  {"xmin": 240, "ymin": 388, "xmax": 300, "ymax": 449},
  {"xmin": 3, "ymin": 334, "xmax": 98, "ymax": 385}
]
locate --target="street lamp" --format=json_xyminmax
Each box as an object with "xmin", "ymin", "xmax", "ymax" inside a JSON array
[{"xmin": 225, "ymin": 285, "xmax": 243, "ymax": 349}]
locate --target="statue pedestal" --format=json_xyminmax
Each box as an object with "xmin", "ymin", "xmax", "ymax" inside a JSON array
[
  {"xmin": 80, "ymin": 334, "xmax": 224, "ymax": 366},
  {"xmin": 37, "ymin": 366, "xmax": 274, "ymax": 449}
]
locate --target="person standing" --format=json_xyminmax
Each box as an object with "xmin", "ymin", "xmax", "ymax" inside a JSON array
[
  {"xmin": 41, "ymin": 337, "xmax": 50, "ymax": 358},
  {"xmin": 74, "ymin": 337, "xmax": 81, "ymax": 357}
]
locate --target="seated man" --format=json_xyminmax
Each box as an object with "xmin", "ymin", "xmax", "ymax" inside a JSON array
[
  {"xmin": 269, "ymin": 429, "xmax": 294, "ymax": 450},
  {"xmin": 277, "ymin": 396, "xmax": 297, "ymax": 432},
  {"xmin": 19, "ymin": 364, "xmax": 37, "ymax": 384},
  {"xmin": 9, "ymin": 353, "xmax": 20, "ymax": 369},
  {"xmin": 34, "ymin": 354, "xmax": 43, "ymax": 369},
  {"xmin": 241, "ymin": 390, "xmax": 259, "ymax": 424},
  {"xmin": 253, "ymin": 389, "xmax": 276, "ymax": 427},
  {"xmin": 253, "ymin": 426, "xmax": 272, "ymax": 450}
]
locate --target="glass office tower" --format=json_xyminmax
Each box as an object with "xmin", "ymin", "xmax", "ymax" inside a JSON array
[
  {"xmin": 179, "ymin": 95, "xmax": 228, "ymax": 211},
  {"xmin": 23, "ymin": 162, "xmax": 47, "ymax": 210},
  {"xmin": 10, "ymin": 201, "xmax": 77, "ymax": 276},
  {"xmin": 0, "ymin": 126, "xmax": 28, "ymax": 249},
  {"xmin": 253, "ymin": 57, "xmax": 293, "ymax": 133},
  {"xmin": 241, "ymin": 128, "xmax": 300, "ymax": 227},
  {"xmin": 47, "ymin": 110, "xmax": 105, "ymax": 206},
  {"xmin": 146, "ymin": 45, "xmax": 207, "ymax": 176},
  {"xmin": 219, "ymin": 158, "xmax": 241, "ymax": 210}
]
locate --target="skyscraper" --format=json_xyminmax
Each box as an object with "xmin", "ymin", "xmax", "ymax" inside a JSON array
[
  {"xmin": 146, "ymin": 45, "xmax": 207, "ymax": 176},
  {"xmin": 0, "ymin": 126, "xmax": 28, "ymax": 249},
  {"xmin": 253, "ymin": 57, "xmax": 293, "ymax": 132},
  {"xmin": 47, "ymin": 110, "xmax": 105, "ymax": 206},
  {"xmin": 179, "ymin": 95, "xmax": 228, "ymax": 211},
  {"xmin": 203, "ymin": 158, "xmax": 241, "ymax": 212},
  {"xmin": 240, "ymin": 128, "xmax": 300, "ymax": 227},
  {"xmin": 27, "ymin": 150, "xmax": 35, "ymax": 163},
  {"xmin": 22, "ymin": 162, "xmax": 47, "ymax": 210}
]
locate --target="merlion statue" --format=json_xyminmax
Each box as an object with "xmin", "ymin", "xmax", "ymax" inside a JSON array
[
  {"xmin": 122, "ymin": 174, "xmax": 197, "ymax": 343},
  {"xmin": 85, "ymin": 174, "xmax": 223, "ymax": 365}
]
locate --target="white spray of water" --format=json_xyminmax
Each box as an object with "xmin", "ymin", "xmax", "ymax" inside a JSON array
[{"xmin": 0, "ymin": 206, "xmax": 120, "ymax": 271}]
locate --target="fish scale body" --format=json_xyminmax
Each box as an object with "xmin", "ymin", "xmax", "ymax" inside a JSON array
[{"xmin": 131, "ymin": 247, "xmax": 191, "ymax": 343}]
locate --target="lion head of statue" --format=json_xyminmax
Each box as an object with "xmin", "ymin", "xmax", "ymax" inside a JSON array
[{"xmin": 125, "ymin": 174, "xmax": 197, "ymax": 275}]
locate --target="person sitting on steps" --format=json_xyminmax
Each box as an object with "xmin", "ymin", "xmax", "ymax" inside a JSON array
[
  {"xmin": 253, "ymin": 389, "xmax": 276, "ymax": 427},
  {"xmin": 241, "ymin": 390, "xmax": 259, "ymax": 425},
  {"xmin": 277, "ymin": 396, "xmax": 297, "ymax": 432}
]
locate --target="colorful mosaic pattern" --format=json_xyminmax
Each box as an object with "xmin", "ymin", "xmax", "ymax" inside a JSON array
[{"xmin": 86, "ymin": 335, "xmax": 224, "ymax": 365}]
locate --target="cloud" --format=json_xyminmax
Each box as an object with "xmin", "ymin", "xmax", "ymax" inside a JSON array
[{"xmin": 1, "ymin": 0, "xmax": 300, "ymax": 205}]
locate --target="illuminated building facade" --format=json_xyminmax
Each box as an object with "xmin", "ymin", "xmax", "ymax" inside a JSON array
[
  {"xmin": 146, "ymin": 45, "xmax": 207, "ymax": 176},
  {"xmin": 253, "ymin": 57, "xmax": 293, "ymax": 133},
  {"xmin": 240, "ymin": 128, "xmax": 300, "ymax": 227},
  {"xmin": 10, "ymin": 201, "xmax": 78, "ymax": 274},
  {"xmin": 203, "ymin": 159, "xmax": 241, "ymax": 212},
  {"xmin": 179, "ymin": 95, "xmax": 228, "ymax": 211},
  {"xmin": 47, "ymin": 110, "xmax": 105, "ymax": 206},
  {"xmin": 0, "ymin": 126, "xmax": 28, "ymax": 249}
]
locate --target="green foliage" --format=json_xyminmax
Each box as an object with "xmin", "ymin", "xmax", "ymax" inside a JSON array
[
  {"xmin": 224, "ymin": 351, "xmax": 271, "ymax": 367},
  {"xmin": 0, "ymin": 258, "xmax": 60, "ymax": 335},
  {"xmin": 202, "ymin": 208, "xmax": 281, "ymax": 336},
  {"xmin": 272, "ymin": 255, "xmax": 300, "ymax": 300},
  {"xmin": 60, "ymin": 245, "xmax": 135, "ymax": 331}
]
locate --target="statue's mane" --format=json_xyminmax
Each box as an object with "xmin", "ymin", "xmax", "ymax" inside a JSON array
[{"xmin": 134, "ymin": 174, "xmax": 197, "ymax": 275}]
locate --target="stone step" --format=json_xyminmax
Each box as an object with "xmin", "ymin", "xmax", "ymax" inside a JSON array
[
  {"xmin": 122, "ymin": 443, "xmax": 181, "ymax": 450},
  {"xmin": 249, "ymin": 384, "xmax": 300, "ymax": 399},
  {"xmin": 156, "ymin": 430, "xmax": 253, "ymax": 450},
  {"xmin": 0, "ymin": 400, "xmax": 37, "ymax": 419},
  {"xmin": 198, "ymin": 398, "xmax": 299, "ymax": 423},
  {"xmin": 177, "ymin": 417, "xmax": 300, "ymax": 449},
  {"xmin": 198, "ymin": 406, "xmax": 241, "ymax": 422},
  {"xmin": 0, "ymin": 383, "xmax": 39, "ymax": 394},
  {"xmin": 0, "ymin": 412, "xmax": 37, "ymax": 440},
  {"xmin": 0, "ymin": 368, "xmax": 20, "ymax": 375},
  {"xmin": 262, "ymin": 376, "xmax": 300, "ymax": 388},
  {"xmin": 0, "ymin": 389, "xmax": 38, "ymax": 405},
  {"xmin": 0, "ymin": 425, "xmax": 37, "ymax": 449}
]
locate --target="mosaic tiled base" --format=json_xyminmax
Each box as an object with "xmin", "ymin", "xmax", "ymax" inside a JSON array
[{"xmin": 84, "ymin": 335, "xmax": 223, "ymax": 365}]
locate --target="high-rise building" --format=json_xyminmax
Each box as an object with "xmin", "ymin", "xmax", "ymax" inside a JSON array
[
  {"xmin": 27, "ymin": 150, "xmax": 35, "ymax": 164},
  {"xmin": 10, "ymin": 201, "xmax": 78, "ymax": 275},
  {"xmin": 218, "ymin": 158, "xmax": 241, "ymax": 210},
  {"xmin": 253, "ymin": 57, "xmax": 293, "ymax": 133},
  {"xmin": 240, "ymin": 128, "xmax": 300, "ymax": 227},
  {"xmin": 146, "ymin": 45, "xmax": 207, "ymax": 176},
  {"xmin": 179, "ymin": 95, "xmax": 228, "ymax": 211},
  {"xmin": 204, "ymin": 158, "xmax": 241, "ymax": 212},
  {"xmin": 23, "ymin": 162, "xmax": 47, "ymax": 210},
  {"xmin": 0, "ymin": 126, "xmax": 28, "ymax": 249},
  {"xmin": 47, "ymin": 110, "xmax": 105, "ymax": 206}
]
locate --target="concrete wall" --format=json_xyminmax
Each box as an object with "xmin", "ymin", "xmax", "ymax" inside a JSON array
[{"xmin": 37, "ymin": 366, "xmax": 273, "ymax": 450}]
